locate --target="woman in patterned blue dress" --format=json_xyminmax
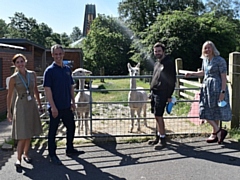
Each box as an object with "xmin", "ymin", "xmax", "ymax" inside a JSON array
[{"xmin": 186, "ymin": 41, "xmax": 231, "ymax": 144}]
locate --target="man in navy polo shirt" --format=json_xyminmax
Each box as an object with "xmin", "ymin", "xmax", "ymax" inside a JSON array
[{"xmin": 43, "ymin": 44, "xmax": 84, "ymax": 165}]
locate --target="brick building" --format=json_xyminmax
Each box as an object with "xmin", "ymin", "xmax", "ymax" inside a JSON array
[{"xmin": 0, "ymin": 39, "xmax": 83, "ymax": 115}]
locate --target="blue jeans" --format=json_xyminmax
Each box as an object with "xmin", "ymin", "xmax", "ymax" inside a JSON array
[{"xmin": 48, "ymin": 108, "xmax": 75, "ymax": 157}]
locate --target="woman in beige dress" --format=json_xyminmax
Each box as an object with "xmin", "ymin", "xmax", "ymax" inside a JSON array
[{"xmin": 7, "ymin": 54, "xmax": 43, "ymax": 168}]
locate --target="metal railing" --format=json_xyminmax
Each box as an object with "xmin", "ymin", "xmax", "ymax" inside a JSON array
[{"xmin": 36, "ymin": 75, "xmax": 209, "ymax": 139}]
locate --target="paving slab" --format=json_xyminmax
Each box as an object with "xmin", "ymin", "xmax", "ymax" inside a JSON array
[{"xmin": 0, "ymin": 119, "xmax": 12, "ymax": 147}]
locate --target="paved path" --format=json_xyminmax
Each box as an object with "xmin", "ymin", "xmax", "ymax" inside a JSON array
[
  {"xmin": 0, "ymin": 119, "xmax": 12, "ymax": 146},
  {"xmin": 1, "ymin": 119, "xmax": 240, "ymax": 180}
]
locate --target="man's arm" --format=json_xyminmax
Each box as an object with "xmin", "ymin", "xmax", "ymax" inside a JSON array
[
  {"xmin": 71, "ymin": 85, "xmax": 76, "ymax": 111},
  {"xmin": 44, "ymin": 87, "xmax": 58, "ymax": 118}
]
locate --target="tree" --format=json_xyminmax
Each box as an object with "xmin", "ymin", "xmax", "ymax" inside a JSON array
[
  {"xmin": 70, "ymin": 26, "xmax": 82, "ymax": 42},
  {"xmin": 60, "ymin": 32, "xmax": 71, "ymax": 47},
  {"xmin": 118, "ymin": 0, "xmax": 205, "ymax": 33},
  {"xmin": 118, "ymin": 0, "xmax": 161, "ymax": 32},
  {"xmin": 7, "ymin": 12, "xmax": 40, "ymax": 41},
  {"xmin": 5, "ymin": 12, "xmax": 63, "ymax": 48},
  {"xmin": 132, "ymin": 9, "xmax": 237, "ymax": 71},
  {"xmin": 159, "ymin": 0, "xmax": 205, "ymax": 12},
  {"xmin": 38, "ymin": 23, "xmax": 53, "ymax": 47},
  {"xmin": 82, "ymin": 15, "xmax": 132, "ymax": 75},
  {"xmin": 0, "ymin": 19, "xmax": 8, "ymax": 38},
  {"xmin": 204, "ymin": 0, "xmax": 240, "ymax": 19}
]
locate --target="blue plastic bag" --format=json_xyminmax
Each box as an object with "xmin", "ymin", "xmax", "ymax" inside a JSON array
[{"xmin": 166, "ymin": 97, "xmax": 176, "ymax": 114}]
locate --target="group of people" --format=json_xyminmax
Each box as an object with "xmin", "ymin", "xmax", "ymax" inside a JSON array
[
  {"xmin": 7, "ymin": 44, "xmax": 84, "ymax": 169},
  {"xmin": 148, "ymin": 41, "xmax": 231, "ymax": 149},
  {"xmin": 6, "ymin": 41, "xmax": 232, "ymax": 168}
]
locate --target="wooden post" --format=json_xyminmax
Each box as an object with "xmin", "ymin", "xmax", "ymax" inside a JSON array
[
  {"xmin": 100, "ymin": 67, "xmax": 105, "ymax": 83},
  {"xmin": 143, "ymin": 71, "xmax": 146, "ymax": 83},
  {"xmin": 197, "ymin": 68, "xmax": 203, "ymax": 83},
  {"xmin": 175, "ymin": 58, "xmax": 182, "ymax": 97},
  {"xmin": 228, "ymin": 52, "xmax": 240, "ymax": 128}
]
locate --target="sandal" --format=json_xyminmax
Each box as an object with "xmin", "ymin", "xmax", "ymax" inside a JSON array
[
  {"xmin": 14, "ymin": 160, "xmax": 21, "ymax": 168},
  {"xmin": 206, "ymin": 133, "xmax": 218, "ymax": 143},
  {"xmin": 217, "ymin": 129, "xmax": 228, "ymax": 144},
  {"xmin": 23, "ymin": 156, "xmax": 32, "ymax": 163}
]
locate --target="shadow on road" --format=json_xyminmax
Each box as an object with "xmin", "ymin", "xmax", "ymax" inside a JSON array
[{"xmin": 1, "ymin": 136, "xmax": 239, "ymax": 179}]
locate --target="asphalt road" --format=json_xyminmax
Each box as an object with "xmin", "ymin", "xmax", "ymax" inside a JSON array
[{"xmin": 0, "ymin": 136, "xmax": 240, "ymax": 180}]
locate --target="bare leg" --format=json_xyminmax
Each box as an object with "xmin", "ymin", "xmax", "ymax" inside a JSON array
[
  {"xmin": 148, "ymin": 116, "xmax": 165, "ymax": 145},
  {"xmin": 207, "ymin": 120, "xmax": 219, "ymax": 133},
  {"xmin": 206, "ymin": 120, "xmax": 221, "ymax": 141},
  {"xmin": 155, "ymin": 116, "xmax": 165, "ymax": 135},
  {"xmin": 17, "ymin": 139, "xmax": 25, "ymax": 163},
  {"xmin": 23, "ymin": 139, "xmax": 31, "ymax": 158}
]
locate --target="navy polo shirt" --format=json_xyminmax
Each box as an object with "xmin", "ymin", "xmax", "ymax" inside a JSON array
[{"xmin": 43, "ymin": 62, "xmax": 74, "ymax": 110}]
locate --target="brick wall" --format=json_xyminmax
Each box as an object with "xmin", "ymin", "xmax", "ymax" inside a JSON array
[{"xmin": 0, "ymin": 49, "xmax": 34, "ymax": 114}]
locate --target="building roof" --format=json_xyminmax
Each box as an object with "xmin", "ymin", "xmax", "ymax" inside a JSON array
[
  {"xmin": 0, "ymin": 43, "xmax": 25, "ymax": 50},
  {"xmin": 69, "ymin": 37, "xmax": 86, "ymax": 47},
  {"xmin": 0, "ymin": 38, "xmax": 45, "ymax": 50}
]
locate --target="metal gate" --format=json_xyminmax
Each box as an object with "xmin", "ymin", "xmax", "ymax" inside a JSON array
[{"xmin": 37, "ymin": 75, "xmax": 210, "ymax": 139}]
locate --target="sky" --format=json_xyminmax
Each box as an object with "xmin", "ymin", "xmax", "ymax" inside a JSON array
[{"xmin": 0, "ymin": 0, "xmax": 121, "ymax": 35}]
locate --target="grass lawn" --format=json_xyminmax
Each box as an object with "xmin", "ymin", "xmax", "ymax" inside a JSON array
[{"xmin": 91, "ymin": 78, "xmax": 150, "ymax": 104}]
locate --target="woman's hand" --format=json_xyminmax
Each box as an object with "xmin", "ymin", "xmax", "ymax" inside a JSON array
[
  {"xmin": 219, "ymin": 93, "xmax": 225, "ymax": 102},
  {"xmin": 38, "ymin": 105, "xmax": 44, "ymax": 114},
  {"xmin": 185, "ymin": 73, "xmax": 192, "ymax": 78},
  {"xmin": 7, "ymin": 112, "xmax": 12, "ymax": 122}
]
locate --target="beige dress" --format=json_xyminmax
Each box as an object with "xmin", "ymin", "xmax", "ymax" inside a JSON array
[{"xmin": 11, "ymin": 70, "xmax": 43, "ymax": 140}]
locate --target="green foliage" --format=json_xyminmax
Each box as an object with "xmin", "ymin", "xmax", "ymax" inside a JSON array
[
  {"xmin": 118, "ymin": 0, "xmax": 205, "ymax": 33},
  {"xmin": 70, "ymin": 26, "xmax": 82, "ymax": 42},
  {"xmin": 205, "ymin": 0, "xmax": 240, "ymax": 19},
  {"xmin": 60, "ymin": 32, "xmax": 72, "ymax": 47},
  {"xmin": 197, "ymin": 13, "xmax": 237, "ymax": 58},
  {"xmin": 133, "ymin": 9, "xmax": 238, "ymax": 71},
  {"xmin": 229, "ymin": 128, "xmax": 240, "ymax": 142},
  {"xmin": 121, "ymin": 137, "xmax": 151, "ymax": 143},
  {"xmin": 118, "ymin": 0, "xmax": 160, "ymax": 32},
  {"xmin": 174, "ymin": 100, "xmax": 191, "ymax": 116},
  {"xmin": 4, "ymin": 138, "xmax": 14, "ymax": 145},
  {"xmin": 0, "ymin": 19, "xmax": 8, "ymax": 38},
  {"xmin": 3, "ymin": 12, "xmax": 72, "ymax": 48},
  {"xmin": 82, "ymin": 15, "xmax": 132, "ymax": 75}
]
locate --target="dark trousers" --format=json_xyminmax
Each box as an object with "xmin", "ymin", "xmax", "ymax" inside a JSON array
[
  {"xmin": 151, "ymin": 90, "xmax": 168, "ymax": 117},
  {"xmin": 48, "ymin": 108, "xmax": 75, "ymax": 157}
]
